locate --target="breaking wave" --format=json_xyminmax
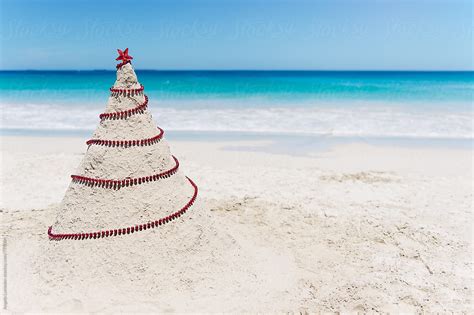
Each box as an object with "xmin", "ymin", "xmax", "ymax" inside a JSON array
[{"xmin": 1, "ymin": 100, "xmax": 472, "ymax": 139}]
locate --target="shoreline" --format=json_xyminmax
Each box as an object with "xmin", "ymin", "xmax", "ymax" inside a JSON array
[{"xmin": 1, "ymin": 130, "xmax": 472, "ymax": 152}]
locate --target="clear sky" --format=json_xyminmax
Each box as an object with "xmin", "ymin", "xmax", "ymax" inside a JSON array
[{"xmin": 0, "ymin": 0, "xmax": 472, "ymax": 70}]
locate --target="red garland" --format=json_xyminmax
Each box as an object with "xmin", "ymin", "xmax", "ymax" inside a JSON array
[
  {"xmin": 71, "ymin": 155, "xmax": 180, "ymax": 189},
  {"xmin": 86, "ymin": 127, "xmax": 164, "ymax": 147},
  {"xmin": 100, "ymin": 95, "xmax": 149, "ymax": 120},
  {"xmin": 48, "ymin": 176, "xmax": 198, "ymax": 241},
  {"xmin": 110, "ymin": 84, "xmax": 144, "ymax": 97}
]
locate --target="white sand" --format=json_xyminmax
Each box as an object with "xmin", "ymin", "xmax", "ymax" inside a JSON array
[{"xmin": 0, "ymin": 135, "xmax": 472, "ymax": 312}]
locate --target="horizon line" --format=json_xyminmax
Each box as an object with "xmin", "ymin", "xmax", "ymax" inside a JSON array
[{"xmin": 0, "ymin": 69, "xmax": 473, "ymax": 72}]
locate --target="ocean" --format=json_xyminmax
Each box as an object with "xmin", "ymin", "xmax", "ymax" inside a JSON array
[{"xmin": 0, "ymin": 71, "xmax": 472, "ymax": 141}]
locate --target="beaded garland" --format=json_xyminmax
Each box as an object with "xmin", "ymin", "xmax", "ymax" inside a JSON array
[
  {"xmin": 86, "ymin": 127, "xmax": 164, "ymax": 147},
  {"xmin": 100, "ymin": 95, "xmax": 149, "ymax": 120},
  {"xmin": 110, "ymin": 84, "xmax": 144, "ymax": 97},
  {"xmin": 48, "ymin": 176, "xmax": 198, "ymax": 241},
  {"xmin": 71, "ymin": 155, "xmax": 180, "ymax": 189}
]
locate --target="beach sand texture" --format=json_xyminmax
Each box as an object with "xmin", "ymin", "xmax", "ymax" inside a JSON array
[{"xmin": 0, "ymin": 135, "xmax": 472, "ymax": 313}]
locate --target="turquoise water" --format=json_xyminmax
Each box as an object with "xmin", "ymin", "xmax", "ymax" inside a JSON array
[{"xmin": 0, "ymin": 71, "xmax": 472, "ymax": 138}]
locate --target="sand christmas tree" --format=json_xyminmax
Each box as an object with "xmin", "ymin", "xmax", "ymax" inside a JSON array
[{"xmin": 48, "ymin": 48, "xmax": 198, "ymax": 240}]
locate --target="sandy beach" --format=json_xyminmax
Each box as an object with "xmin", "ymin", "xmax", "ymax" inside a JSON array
[
  {"xmin": 0, "ymin": 135, "xmax": 472, "ymax": 312},
  {"xmin": 1, "ymin": 0, "xmax": 472, "ymax": 312}
]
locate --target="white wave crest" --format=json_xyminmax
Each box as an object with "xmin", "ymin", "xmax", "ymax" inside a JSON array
[{"xmin": 0, "ymin": 102, "xmax": 472, "ymax": 139}]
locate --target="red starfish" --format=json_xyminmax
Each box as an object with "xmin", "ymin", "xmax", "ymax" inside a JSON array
[{"xmin": 116, "ymin": 48, "xmax": 133, "ymax": 64}]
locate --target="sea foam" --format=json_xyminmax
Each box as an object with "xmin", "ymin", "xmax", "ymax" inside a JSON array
[{"xmin": 1, "ymin": 100, "xmax": 472, "ymax": 139}]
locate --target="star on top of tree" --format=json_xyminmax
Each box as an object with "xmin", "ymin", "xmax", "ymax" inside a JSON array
[{"xmin": 116, "ymin": 48, "xmax": 133, "ymax": 64}]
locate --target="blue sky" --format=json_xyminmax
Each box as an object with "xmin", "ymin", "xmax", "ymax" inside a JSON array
[{"xmin": 0, "ymin": 0, "xmax": 472, "ymax": 70}]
